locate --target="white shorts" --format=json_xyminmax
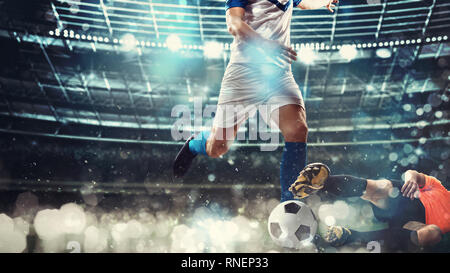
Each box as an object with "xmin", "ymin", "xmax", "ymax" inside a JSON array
[{"xmin": 213, "ymin": 62, "xmax": 305, "ymax": 129}]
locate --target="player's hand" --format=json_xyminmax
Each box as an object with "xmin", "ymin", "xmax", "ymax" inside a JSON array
[
  {"xmin": 326, "ymin": 0, "xmax": 339, "ymax": 13},
  {"xmin": 262, "ymin": 39, "xmax": 297, "ymax": 66},
  {"xmin": 401, "ymin": 177, "xmax": 419, "ymax": 200}
]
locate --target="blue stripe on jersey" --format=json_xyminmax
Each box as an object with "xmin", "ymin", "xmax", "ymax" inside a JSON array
[
  {"xmin": 267, "ymin": 0, "xmax": 292, "ymax": 12},
  {"xmin": 225, "ymin": 0, "xmax": 248, "ymax": 11},
  {"xmin": 293, "ymin": 0, "xmax": 303, "ymax": 7}
]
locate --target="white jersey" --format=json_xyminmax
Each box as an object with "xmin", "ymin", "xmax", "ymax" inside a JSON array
[
  {"xmin": 226, "ymin": 0, "xmax": 301, "ymax": 64},
  {"xmin": 215, "ymin": 1, "xmax": 305, "ymax": 128}
]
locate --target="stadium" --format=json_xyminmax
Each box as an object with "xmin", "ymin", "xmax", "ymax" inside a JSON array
[{"xmin": 0, "ymin": 0, "xmax": 448, "ymax": 253}]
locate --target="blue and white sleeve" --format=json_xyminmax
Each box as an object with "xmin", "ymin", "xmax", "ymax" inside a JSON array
[
  {"xmin": 225, "ymin": 0, "xmax": 248, "ymax": 11},
  {"xmin": 293, "ymin": 0, "xmax": 303, "ymax": 7}
]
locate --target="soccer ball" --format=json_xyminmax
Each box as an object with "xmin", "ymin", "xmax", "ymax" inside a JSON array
[{"xmin": 268, "ymin": 200, "xmax": 318, "ymax": 249}]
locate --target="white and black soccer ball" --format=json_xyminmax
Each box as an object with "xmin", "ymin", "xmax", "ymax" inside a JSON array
[{"xmin": 268, "ymin": 200, "xmax": 318, "ymax": 249}]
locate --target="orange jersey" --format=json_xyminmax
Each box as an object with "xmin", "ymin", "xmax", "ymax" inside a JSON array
[{"xmin": 418, "ymin": 175, "xmax": 450, "ymax": 234}]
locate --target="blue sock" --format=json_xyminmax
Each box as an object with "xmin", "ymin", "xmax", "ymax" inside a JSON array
[
  {"xmin": 188, "ymin": 131, "xmax": 210, "ymax": 156},
  {"xmin": 280, "ymin": 142, "xmax": 307, "ymax": 202}
]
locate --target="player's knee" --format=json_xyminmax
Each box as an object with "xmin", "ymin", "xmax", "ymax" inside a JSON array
[
  {"xmin": 417, "ymin": 225, "xmax": 442, "ymax": 246},
  {"xmin": 283, "ymin": 122, "xmax": 308, "ymax": 142}
]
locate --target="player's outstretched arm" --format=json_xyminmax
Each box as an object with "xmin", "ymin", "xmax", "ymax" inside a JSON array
[
  {"xmin": 297, "ymin": 0, "xmax": 339, "ymax": 13},
  {"xmin": 401, "ymin": 170, "xmax": 426, "ymax": 199},
  {"xmin": 226, "ymin": 7, "xmax": 297, "ymax": 64}
]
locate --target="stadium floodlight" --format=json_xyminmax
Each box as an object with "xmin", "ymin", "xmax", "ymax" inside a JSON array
[
  {"xmin": 339, "ymin": 45, "xmax": 357, "ymax": 61},
  {"xmin": 203, "ymin": 41, "xmax": 224, "ymax": 59},
  {"xmin": 121, "ymin": 33, "xmax": 137, "ymax": 51},
  {"xmin": 166, "ymin": 34, "xmax": 182, "ymax": 52},
  {"xmin": 376, "ymin": 48, "xmax": 392, "ymax": 59},
  {"xmin": 298, "ymin": 47, "xmax": 316, "ymax": 64}
]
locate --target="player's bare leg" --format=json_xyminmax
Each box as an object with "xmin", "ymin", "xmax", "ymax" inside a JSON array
[
  {"xmin": 206, "ymin": 123, "xmax": 241, "ymax": 158},
  {"xmin": 274, "ymin": 104, "xmax": 308, "ymax": 143},
  {"xmin": 361, "ymin": 179, "xmax": 394, "ymax": 209},
  {"xmin": 271, "ymin": 104, "xmax": 309, "ymax": 201},
  {"xmin": 173, "ymin": 120, "xmax": 243, "ymax": 178}
]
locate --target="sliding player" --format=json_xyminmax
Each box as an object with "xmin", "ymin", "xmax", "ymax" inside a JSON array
[
  {"xmin": 173, "ymin": 0, "xmax": 340, "ymax": 202},
  {"xmin": 290, "ymin": 163, "xmax": 449, "ymax": 250}
]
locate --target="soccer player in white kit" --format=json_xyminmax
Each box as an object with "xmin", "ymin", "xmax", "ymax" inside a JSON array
[{"xmin": 174, "ymin": 0, "xmax": 339, "ymax": 202}]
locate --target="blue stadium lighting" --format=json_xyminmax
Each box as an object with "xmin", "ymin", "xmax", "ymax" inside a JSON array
[
  {"xmin": 203, "ymin": 41, "xmax": 223, "ymax": 59},
  {"xmin": 339, "ymin": 45, "xmax": 357, "ymax": 61},
  {"xmin": 121, "ymin": 33, "xmax": 137, "ymax": 51},
  {"xmin": 366, "ymin": 85, "xmax": 375, "ymax": 92},
  {"xmin": 376, "ymin": 48, "xmax": 392, "ymax": 59},
  {"xmin": 298, "ymin": 47, "xmax": 316, "ymax": 65},
  {"xmin": 166, "ymin": 34, "xmax": 182, "ymax": 52}
]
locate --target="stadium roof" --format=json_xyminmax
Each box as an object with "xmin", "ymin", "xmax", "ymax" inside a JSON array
[{"xmin": 0, "ymin": 0, "xmax": 449, "ymax": 146}]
